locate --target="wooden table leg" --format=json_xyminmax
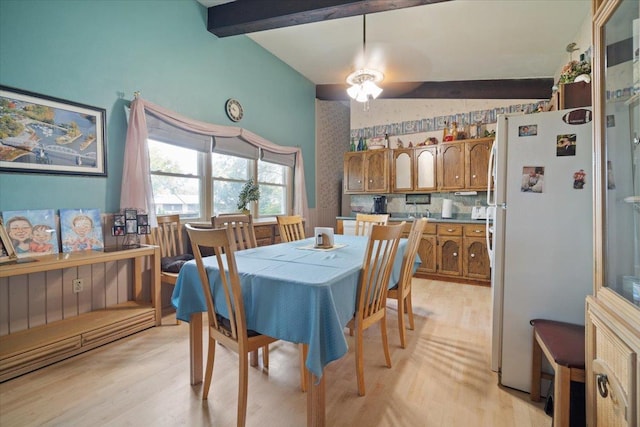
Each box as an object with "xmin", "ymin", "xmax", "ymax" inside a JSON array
[
  {"xmin": 307, "ymin": 369, "xmax": 325, "ymax": 427},
  {"xmin": 190, "ymin": 312, "xmax": 203, "ymax": 385}
]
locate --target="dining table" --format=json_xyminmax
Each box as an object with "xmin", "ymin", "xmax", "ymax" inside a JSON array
[{"xmin": 171, "ymin": 233, "xmax": 417, "ymax": 427}]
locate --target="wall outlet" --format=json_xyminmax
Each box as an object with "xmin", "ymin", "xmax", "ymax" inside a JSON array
[{"xmin": 72, "ymin": 279, "xmax": 83, "ymax": 293}]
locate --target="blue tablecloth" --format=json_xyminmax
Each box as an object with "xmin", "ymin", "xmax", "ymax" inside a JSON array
[{"xmin": 172, "ymin": 234, "xmax": 417, "ymax": 378}]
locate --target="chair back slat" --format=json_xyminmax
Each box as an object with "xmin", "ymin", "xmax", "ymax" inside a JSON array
[
  {"xmin": 396, "ymin": 218, "xmax": 427, "ymax": 296},
  {"xmin": 358, "ymin": 223, "xmax": 403, "ymax": 320},
  {"xmin": 355, "ymin": 213, "xmax": 389, "ymax": 236},
  {"xmin": 185, "ymin": 224, "xmax": 249, "ymax": 342},
  {"xmin": 149, "ymin": 214, "xmax": 183, "ymax": 258},
  {"xmin": 276, "ymin": 215, "xmax": 305, "ymax": 242},
  {"xmin": 212, "ymin": 214, "xmax": 257, "ymax": 250}
]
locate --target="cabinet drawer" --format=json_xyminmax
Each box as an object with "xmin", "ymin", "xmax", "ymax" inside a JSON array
[
  {"xmin": 464, "ymin": 224, "xmax": 486, "ymax": 237},
  {"xmin": 423, "ymin": 222, "xmax": 436, "ymax": 235},
  {"xmin": 437, "ymin": 224, "xmax": 462, "ymax": 236}
]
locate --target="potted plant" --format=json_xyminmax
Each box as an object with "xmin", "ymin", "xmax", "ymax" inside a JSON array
[{"xmin": 237, "ymin": 180, "xmax": 260, "ymax": 214}]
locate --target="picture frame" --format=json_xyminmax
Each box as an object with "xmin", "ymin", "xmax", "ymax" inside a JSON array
[
  {"xmin": 1, "ymin": 209, "xmax": 60, "ymax": 257},
  {"xmin": 0, "ymin": 85, "xmax": 107, "ymax": 176},
  {"xmin": 0, "ymin": 218, "xmax": 18, "ymax": 264}
]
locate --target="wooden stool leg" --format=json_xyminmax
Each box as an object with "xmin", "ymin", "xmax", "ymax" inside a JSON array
[
  {"xmin": 554, "ymin": 365, "xmax": 571, "ymax": 427},
  {"xmin": 530, "ymin": 332, "xmax": 542, "ymax": 401}
]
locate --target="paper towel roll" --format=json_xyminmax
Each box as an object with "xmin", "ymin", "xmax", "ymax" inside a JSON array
[{"xmin": 442, "ymin": 199, "xmax": 453, "ymax": 218}]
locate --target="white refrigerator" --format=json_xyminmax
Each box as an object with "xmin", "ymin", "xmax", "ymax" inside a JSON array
[{"xmin": 487, "ymin": 108, "xmax": 593, "ymax": 393}]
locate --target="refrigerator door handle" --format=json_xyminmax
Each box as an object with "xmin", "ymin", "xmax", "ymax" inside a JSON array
[
  {"xmin": 487, "ymin": 140, "xmax": 496, "ymax": 206},
  {"xmin": 486, "ymin": 207, "xmax": 495, "ymax": 268}
]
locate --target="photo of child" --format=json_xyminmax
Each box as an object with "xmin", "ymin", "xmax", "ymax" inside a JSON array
[
  {"xmin": 60, "ymin": 208, "xmax": 104, "ymax": 253},
  {"xmin": 1, "ymin": 209, "xmax": 59, "ymax": 257}
]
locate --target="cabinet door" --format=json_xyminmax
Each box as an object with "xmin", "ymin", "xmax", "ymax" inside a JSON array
[
  {"xmin": 344, "ymin": 153, "xmax": 364, "ymax": 193},
  {"xmin": 465, "ymin": 139, "xmax": 492, "ymax": 190},
  {"xmin": 439, "ymin": 142, "xmax": 465, "ymax": 190},
  {"xmin": 462, "ymin": 237, "xmax": 490, "ymax": 280},
  {"xmin": 437, "ymin": 236, "xmax": 462, "ymax": 276},
  {"xmin": 416, "ymin": 234, "xmax": 437, "ymax": 274},
  {"xmin": 392, "ymin": 149, "xmax": 414, "ymax": 192},
  {"xmin": 364, "ymin": 150, "xmax": 389, "ymax": 192},
  {"xmin": 415, "ymin": 147, "xmax": 438, "ymax": 192}
]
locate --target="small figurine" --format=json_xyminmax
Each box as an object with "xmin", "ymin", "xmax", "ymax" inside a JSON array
[{"xmin": 396, "ymin": 138, "xmax": 404, "ymax": 148}]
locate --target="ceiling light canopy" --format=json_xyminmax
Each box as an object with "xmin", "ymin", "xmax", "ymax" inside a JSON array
[{"xmin": 346, "ymin": 15, "xmax": 383, "ymax": 104}]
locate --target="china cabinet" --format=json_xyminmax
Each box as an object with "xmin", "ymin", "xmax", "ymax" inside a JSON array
[
  {"xmin": 586, "ymin": 0, "xmax": 640, "ymax": 425},
  {"xmin": 391, "ymin": 146, "xmax": 438, "ymax": 193}
]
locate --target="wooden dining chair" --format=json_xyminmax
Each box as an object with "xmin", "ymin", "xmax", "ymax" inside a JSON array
[
  {"xmin": 212, "ymin": 214, "xmax": 257, "ymax": 250},
  {"xmin": 354, "ymin": 213, "xmax": 389, "ymax": 236},
  {"xmin": 185, "ymin": 224, "xmax": 277, "ymax": 427},
  {"xmin": 276, "ymin": 215, "xmax": 305, "ymax": 242},
  {"xmin": 347, "ymin": 222, "xmax": 404, "ymax": 396},
  {"xmin": 148, "ymin": 214, "xmax": 188, "ymax": 325},
  {"xmin": 387, "ymin": 218, "xmax": 427, "ymax": 348},
  {"xmin": 275, "ymin": 214, "xmax": 309, "ymax": 392}
]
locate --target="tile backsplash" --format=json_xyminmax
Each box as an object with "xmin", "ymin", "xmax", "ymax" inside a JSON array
[{"xmin": 350, "ymin": 192, "xmax": 486, "ymax": 218}]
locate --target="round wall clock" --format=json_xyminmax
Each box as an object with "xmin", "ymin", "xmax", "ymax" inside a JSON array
[{"xmin": 225, "ymin": 98, "xmax": 243, "ymax": 122}]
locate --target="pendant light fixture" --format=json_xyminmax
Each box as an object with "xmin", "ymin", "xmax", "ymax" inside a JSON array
[{"xmin": 346, "ymin": 15, "xmax": 383, "ymax": 106}]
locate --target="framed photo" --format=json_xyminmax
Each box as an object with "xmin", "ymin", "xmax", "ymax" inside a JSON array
[
  {"xmin": 0, "ymin": 218, "xmax": 18, "ymax": 264},
  {"xmin": 59, "ymin": 208, "xmax": 104, "ymax": 252},
  {"xmin": 1, "ymin": 209, "xmax": 59, "ymax": 257},
  {"xmin": 126, "ymin": 219, "xmax": 138, "ymax": 234},
  {"xmin": 125, "ymin": 209, "xmax": 137, "ymax": 220},
  {"xmin": 0, "ymin": 85, "xmax": 107, "ymax": 176}
]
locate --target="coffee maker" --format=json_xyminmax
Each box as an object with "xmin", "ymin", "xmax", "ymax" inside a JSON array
[{"xmin": 373, "ymin": 195, "xmax": 387, "ymax": 214}]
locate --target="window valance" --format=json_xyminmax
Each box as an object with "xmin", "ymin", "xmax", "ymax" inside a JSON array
[{"xmin": 121, "ymin": 97, "xmax": 308, "ymax": 226}]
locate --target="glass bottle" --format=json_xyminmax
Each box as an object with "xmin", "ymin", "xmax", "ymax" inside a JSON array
[
  {"xmin": 443, "ymin": 121, "xmax": 450, "ymax": 141},
  {"xmin": 357, "ymin": 137, "xmax": 364, "ymax": 151},
  {"xmin": 350, "ymin": 137, "xmax": 356, "ymax": 152},
  {"xmin": 451, "ymin": 122, "xmax": 459, "ymax": 140},
  {"xmin": 384, "ymin": 133, "xmax": 390, "ymax": 148}
]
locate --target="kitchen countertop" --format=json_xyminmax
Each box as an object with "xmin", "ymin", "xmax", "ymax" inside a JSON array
[{"xmin": 336, "ymin": 215, "xmax": 491, "ymax": 224}]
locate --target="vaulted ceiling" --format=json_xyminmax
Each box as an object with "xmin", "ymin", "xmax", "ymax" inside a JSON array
[{"xmin": 196, "ymin": 0, "xmax": 592, "ymax": 100}]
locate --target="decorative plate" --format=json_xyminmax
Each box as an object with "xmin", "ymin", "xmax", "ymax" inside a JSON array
[{"xmin": 225, "ymin": 98, "xmax": 243, "ymax": 122}]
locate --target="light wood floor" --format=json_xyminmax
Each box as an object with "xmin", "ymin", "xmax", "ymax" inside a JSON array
[{"xmin": 0, "ymin": 279, "xmax": 550, "ymax": 427}]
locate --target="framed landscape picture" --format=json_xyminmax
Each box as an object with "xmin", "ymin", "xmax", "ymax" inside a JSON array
[{"xmin": 0, "ymin": 85, "xmax": 107, "ymax": 176}]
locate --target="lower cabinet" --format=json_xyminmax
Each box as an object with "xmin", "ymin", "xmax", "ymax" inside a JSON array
[
  {"xmin": 341, "ymin": 219, "xmax": 490, "ymax": 285},
  {"xmin": 586, "ymin": 296, "xmax": 639, "ymax": 427}
]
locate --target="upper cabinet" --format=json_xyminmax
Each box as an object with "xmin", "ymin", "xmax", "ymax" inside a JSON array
[
  {"xmin": 586, "ymin": 0, "xmax": 640, "ymax": 425},
  {"xmin": 465, "ymin": 139, "xmax": 493, "ymax": 190},
  {"xmin": 349, "ymin": 137, "xmax": 494, "ymax": 194},
  {"xmin": 439, "ymin": 141, "xmax": 465, "ymax": 191},
  {"xmin": 344, "ymin": 149, "xmax": 389, "ymax": 194}
]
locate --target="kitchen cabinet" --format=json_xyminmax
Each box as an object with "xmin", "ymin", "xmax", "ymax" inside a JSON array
[
  {"xmin": 462, "ymin": 223, "xmax": 490, "ymax": 280},
  {"xmin": 343, "ymin": 149, "xmax": 389, "ymax": 194},
  {"xmin": 438, "ymin": 142, "xmax": 465, "ymax": 191},
  {"xmin": 391, "ymin": 146, "xmax": 438, "ymax": 193},
  {"xmin": 586, "ymin": 1, "xmax": 640, "ymax": 426},
  {"xmin": 436, "ymin": 224, "xmax": 463, "ymax": 277},
  {"xmin": 415, "ymin": 146, "xmax": 438, "ymax": 192},
  {"xmin": 416, "ymin": 222, "xmax": 437, "ymax": 274},
  {"xmin": 392, "ymin": 149, "xmax": 414, "ymax": 192},
  {"xmin": 465, "ymin": 138, "xmax": 493, "ymax": 190}
]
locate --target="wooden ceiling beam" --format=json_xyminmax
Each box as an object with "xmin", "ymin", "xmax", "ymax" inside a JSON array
[
  {"xmin": 207, "ymin": 0, "xmax": 449, "ymax": 37},
  {"xmin": 316, "ymin": 78, "xmax": 554, "ymax": 100}
]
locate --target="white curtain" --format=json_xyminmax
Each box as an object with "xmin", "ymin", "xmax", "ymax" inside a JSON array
[{"xmin": 120, "ymin": 97, "xmax": 309, "ymax": 227}]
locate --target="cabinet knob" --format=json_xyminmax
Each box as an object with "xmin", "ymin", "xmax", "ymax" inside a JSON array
[
  {"xmin": 474, "ymin": 230, "xmax": 481, "ymax": 233},
  {"xmin": 472, "ymin": 174, "xmax": 476, "ymax": 178},
  {"xmin": 470, "ymin": 253, "xmax": 475, "ymax": 258},
  {"xmin": 447, "ymin": 228, "xmax": 454, "ymax": 232},
  {"xmin": 453, "ymin": 252, "xmax": 458, "ymax": 257},
  {"xmin": 455, "ymin": 175, "xmax": 459, "ymax": 179}
]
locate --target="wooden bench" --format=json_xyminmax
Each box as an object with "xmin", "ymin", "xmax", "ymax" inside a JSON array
[{"xmin": 530, "ymin": 318, "xmax": 586, "ymax": 427}]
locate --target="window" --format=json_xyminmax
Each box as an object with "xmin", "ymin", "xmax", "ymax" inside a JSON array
[{"xmin": 148, "ymin": 139, "xmax": 291, "ymax": 220}]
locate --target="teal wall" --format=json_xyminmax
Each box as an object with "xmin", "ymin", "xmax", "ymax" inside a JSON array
[{"xmin": 0, "ymin": 0, "xmax": 316, "ymax": 212}]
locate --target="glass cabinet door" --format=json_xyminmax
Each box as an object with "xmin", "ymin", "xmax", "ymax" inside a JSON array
[{"xmin": 597, "ymin": 0, "xmax": 640, "ymax": 305}]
